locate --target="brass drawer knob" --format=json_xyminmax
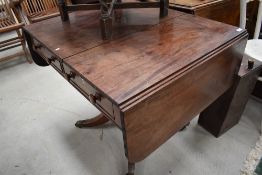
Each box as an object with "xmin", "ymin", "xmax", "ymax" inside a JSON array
[
  {"xmin": 47, "ymin": 56, "xmax": 56, "ymax": 64},
  {"xmin": 65, "ymin": 71, "xmax": 76, "ymax": 81},
  {"xmin": 89, "ymin": 93, "xmax": 101, "ymax": 104},
  {"xmin": 34, "ymin": 43, "xmax": 42, "ymax": 49}
]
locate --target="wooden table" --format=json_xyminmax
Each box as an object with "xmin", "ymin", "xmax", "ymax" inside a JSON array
[
  {"xmin": 169, "ymin": 0, "xmax": 240, "ymax": 26},
  {"xmin": 23, "ymin": 9, "xmax": 247, "ymax": 175}
]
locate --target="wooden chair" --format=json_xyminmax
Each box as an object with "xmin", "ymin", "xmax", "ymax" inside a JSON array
[
  {"xmin": 240, "ymin": 0, "xmax": 262, "ymax": 131},
  {"xmin": 0, "ymin": 0, "xmax": 31, "ymax": 63},
  {"xmin": 20, "ymin": 0, "xmax": 71, "ymax": 23},
  {"xmin": 240, "ymin": 0, "xmax": 262, "ymax": 74},
  {"xmin": 58, "ymin": 0, "xmax": 169, "ymax": 40}
]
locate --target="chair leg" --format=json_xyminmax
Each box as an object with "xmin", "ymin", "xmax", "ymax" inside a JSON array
[
  {"xmin": 16, "ymin": 29, "xmax": 32, "ymax": 63},
  {"xmin": 21, "ymin": 39, "xmax": 33, "ymax": 63},
  {"xmin": 260, "ymin": 119, "xmax": 262, "ymax": 135},
  {"xmin": 126, "ymin": 162, "xmax": 135, "ymax": 175},
  {"xmin": 254, "ymin": 0, "xmax": 262, "ymax": 39}
]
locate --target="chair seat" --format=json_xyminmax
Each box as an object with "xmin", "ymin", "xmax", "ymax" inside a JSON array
[{"xmin": 245, "ymin": 39, "xmax": 262, "ymax": 62}]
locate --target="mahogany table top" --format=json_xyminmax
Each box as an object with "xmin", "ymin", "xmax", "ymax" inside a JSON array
[
  {"xmin": 24, "ymin": 9, "xmax": 181, "ymax": 59},
  {"xmin": 24, "ymin": 9, "xmax": 246, "ymax": 106}
]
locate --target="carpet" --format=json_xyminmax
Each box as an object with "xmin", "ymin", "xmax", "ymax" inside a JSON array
[{"xmin": 241, "ymin": 136, "xmax": 262, "ymax": 175}]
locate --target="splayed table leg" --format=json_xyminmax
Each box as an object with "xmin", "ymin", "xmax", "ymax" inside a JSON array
[{"xmin": 75, "ymin": 113, "xmax": 109, "ymax": 128}]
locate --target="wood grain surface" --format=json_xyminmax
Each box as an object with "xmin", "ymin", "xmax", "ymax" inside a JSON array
[
  {"xmin": 64, "ymin": 14, "xmax": 246, "ymax": 105},
  {"xmin": 24, "ymin": 9, "xmax": 248, "ymax": 167},
  {"xmin": 123, "ymin": 36, "xmax": 247, "ymax": 162},
  {"xmin": 23, "ymin": 9, "xmax": 183, "ymax": 59},
  {"xmin": 169, "ymin": 0, "xmax": 240, "ymax": 26}
]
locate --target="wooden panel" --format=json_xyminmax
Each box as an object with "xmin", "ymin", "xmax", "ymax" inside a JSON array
[
  {"xmin": 64, "ymin": 14, "xmax": 246, "ymax": 105},
  {"xmin": 170, "ymin": 0, "xmax": 240, "ymax": 26},
  {"xmin": 194, "ymin": 0, "xmax": 240, "ymax": 26},
  {"xmin": 123, "ymin": 36, "xmax": 247, "ymax": 162}
]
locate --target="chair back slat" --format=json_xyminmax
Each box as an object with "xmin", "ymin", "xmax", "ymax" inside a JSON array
[
  {"xmin": 43, "ymin": 0, "xmax": 51, "ymax": 10},
  {"xmin": 37, "ymin": 1, "xmax": 46, "ymax": 12},
  {"xmin": 22, "ymin": 0, "xmax": 32, "ymax": 16},
  {"xmin": 26, "ymin": 1, "xmax": 35, "ymax": 16},
  {"xmin": 0, "ymin": 0, "xmax": 15, "ymax": 24},
  {"xmin": 239, "ymin": 0, "xmax": 247, "ymax": 29},
  {"xmin": 0, "ymin": 0, "xmax": 10, "ymax": 20},
  {"xmin": 31, "ymin": 0, "xmax": 40, "ymax": 13},
  {"xmin": 240, "ymin": 0, "xmax": 262, "ymax": 39},
  {"xmin": 44, "ymin": 0, "xmax": 52, "ymax": 9},
  {"xmin": 254, "ymin": 0, "xmax": 262, "ymax": 39},
  {"xmin": 21, "ymin": 0, "xmax": 59, "ymax": 17}
]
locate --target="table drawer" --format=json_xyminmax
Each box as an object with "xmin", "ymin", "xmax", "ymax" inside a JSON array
[
  {"xmin": 63, "ymin": 63, "xmax": 122, "ymax": 127},
  {"xmin": 32, "ymin": 39, "xmax": 63, "ymax": 73}
]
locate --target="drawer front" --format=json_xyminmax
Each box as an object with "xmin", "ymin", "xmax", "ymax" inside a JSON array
[
  {"xmin": 32, "ymin": 39, "xmax": 63, "ymax": 73},
  {"xmin": 63, "ymin": 63, "xmax": 122, "ymax": 127}
]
